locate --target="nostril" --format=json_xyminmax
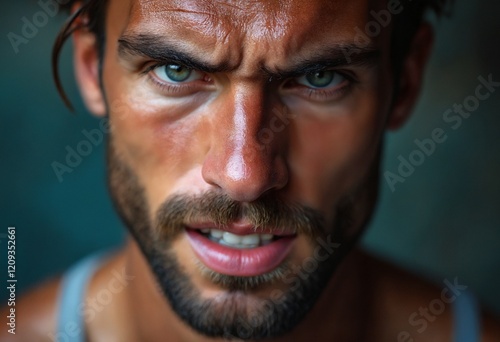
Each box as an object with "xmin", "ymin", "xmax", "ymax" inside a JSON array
[{"xmin": 272, "ymin": 156, "xmax": 289, "ymax": 190}]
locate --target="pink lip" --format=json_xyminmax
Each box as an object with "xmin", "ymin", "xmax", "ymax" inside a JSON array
[{"xmin": 185, "ymin": 229, "xmax": 296, "ymax": 277}]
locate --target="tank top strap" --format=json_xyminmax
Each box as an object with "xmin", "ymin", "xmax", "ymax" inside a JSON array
[
  {"xmin": 56, "ymin": 252, "xmax": 108, "ymax": 342},
  {"xmin": 453, "ymin": 290, "xmax": 481, "ymax": 342}
]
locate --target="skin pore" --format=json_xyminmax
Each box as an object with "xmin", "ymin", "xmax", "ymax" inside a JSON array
[
  {"xmin": 10, "ymin": 0, "xmax": 490, "ymax": 341},
  {"xmin": 67, "ymin": 0, "xmax": 436, "ymax": 340},
  {"xmin": 1, "ymin": 0, "xmax": 499, "ymax": 341}
]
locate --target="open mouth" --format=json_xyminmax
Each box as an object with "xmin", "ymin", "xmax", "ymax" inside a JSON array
[
  {"xmin": 199, "ymin": 228, "xmax": 277, "ymax": 249},
  {"xmin": 185, "ymin": 225, "xmax": 297, "ymax": 277}
]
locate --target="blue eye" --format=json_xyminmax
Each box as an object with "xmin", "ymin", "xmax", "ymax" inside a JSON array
[
  {"xmin": 152, "ymin": 64, "xmax": 203, "ymax": 83},
  {"xmin": 296, "ymin": 71, "xmax": 346, "ymax": 89}
]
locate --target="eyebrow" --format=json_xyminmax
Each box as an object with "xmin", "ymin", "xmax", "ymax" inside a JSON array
[
  {"xmin": 270, "ymin": 46, "xmax": 380, "ymax": 79},
  {"xmin": 118, "ymin": 34, "xmax": 380, "ymax": 78},
  {"xmin": 118, "ymin": 34, "xmax": 233, "ymax": 73}
]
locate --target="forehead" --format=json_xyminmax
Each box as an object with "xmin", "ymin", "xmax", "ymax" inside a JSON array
[
  {"xmin": 130, "ymin": 0, "xmax": 346, "ymax": 38},
  {"xmin": 108, "ymin": 0, "xmax": 389, "ymax": 72}
]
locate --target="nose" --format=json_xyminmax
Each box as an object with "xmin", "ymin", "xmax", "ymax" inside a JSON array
[{"xmin": 201, "ymin": 86, "xmax": 289, "ymax": 202}]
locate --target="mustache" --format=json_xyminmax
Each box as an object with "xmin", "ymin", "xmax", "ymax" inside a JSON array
[{"xmin": 154, "ymin": 191, "xmax": 326, "ymax": 240}]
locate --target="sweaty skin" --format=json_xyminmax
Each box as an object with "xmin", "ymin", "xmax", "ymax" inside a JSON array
[
  {"xmin": 97, "ymin": 1, "xmax": 391, "ymax": 339},
  {"xmin": 2, "ymin": 0, "xmax": 500, "ymax": 341}
]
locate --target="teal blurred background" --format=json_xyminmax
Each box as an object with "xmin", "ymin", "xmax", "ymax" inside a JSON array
[{"xmin": 1, "ymin": 0, "xmax": 499, "ymax": 315}]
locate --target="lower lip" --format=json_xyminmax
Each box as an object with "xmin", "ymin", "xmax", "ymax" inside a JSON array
[{"xmin": 185, "ymin": 230, "xmax": 296, "ymax": 277}]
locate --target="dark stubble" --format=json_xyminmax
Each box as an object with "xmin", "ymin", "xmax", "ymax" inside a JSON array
[{"xmin": 107, "ymin": 139, "xmax": 377, "ymax": 340}]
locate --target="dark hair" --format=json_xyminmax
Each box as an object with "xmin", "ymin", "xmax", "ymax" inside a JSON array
[
  {"xmin": 53, "ymin": 0, "xmax": 453, "ymax": 109},
  {"xmin": 53, "ymin": 0, "xmax": 107, "ymax": 110}
]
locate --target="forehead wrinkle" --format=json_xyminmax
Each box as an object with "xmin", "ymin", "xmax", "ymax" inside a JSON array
[
  {"xmin": 131, "ymin": 0, "xmax": 241, "ymax": 41},
  {"xmin": 209, "ymin": 0, "xmax": 302, "ymax": 41},
  {"xmin": 130, "ymin": 0, "xmax": 314, "ymax": 43},
  {"xmin": 122, "ymin": 0, "xmax": 387, "ymax": 80},
  {"xmin": 126, "ymin": 0, "xmax": 245, "ymax": 67}
]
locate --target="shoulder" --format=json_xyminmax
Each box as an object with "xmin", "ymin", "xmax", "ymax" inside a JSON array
[
  {"xmin": 0, "ymin": 277, "xmax": 61, "ymax": 342},
  {"xmin": 361, "ymin": 250, "xmax": 500, "ymax": 342},
  {"xmin": 0, "ymin": 251, "xmax": 125, "ymax": 342}
]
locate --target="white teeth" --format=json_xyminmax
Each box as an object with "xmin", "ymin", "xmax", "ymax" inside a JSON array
[
  {"xmin": 241, "ymin": 234, "xmax": 260, "ymax": 247},
  {"xmin": 261, "ymin": 234, "xmax": 274, "ymax": 241},
  {"xmin": 222, "ymin": 232, "xmax": 243, "ymax": 245},
  {"xmin": 218, "ymin": 239, "xmax": 244, "ymax": 248},
  {"xmin": 203, "ymin": 229, "xmax": 275, "ymax": 249},
  {"xmin": 210, "ymin": 229, "xmax": 224, "ymax": 239}
]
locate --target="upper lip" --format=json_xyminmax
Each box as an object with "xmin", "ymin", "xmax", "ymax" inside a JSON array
[{"xmin": 185, "ymin": 221, "xmax": 297, "ymax": 237}]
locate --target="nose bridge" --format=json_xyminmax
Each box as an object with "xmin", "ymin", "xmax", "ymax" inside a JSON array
[
  {"xmin": 227, "ymin": 88, "xmax": 267, "ymax": 179},
  {"xmin": 202, "ymin": 84, "xmax": 288, "ymax": 202}
]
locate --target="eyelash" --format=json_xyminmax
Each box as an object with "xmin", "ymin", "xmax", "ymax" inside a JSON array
[
  {"xmin": 289, "ymin": 71, "xmax": 357, "ymax": 102},
  {"xmin": 142, "ymin": 63, "xmax": 203, "ymax": 94},
  {"xmin": 142, "ymin": 62, "xmax": 357, "ymax": 101},
  {"xmin": 148, "ymin": 73, "xmax": 194, "ymax": 94}
]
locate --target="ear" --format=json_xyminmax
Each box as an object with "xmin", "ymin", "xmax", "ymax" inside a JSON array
[
  {"xmin": 387, "ymin": 22, "xmax": 434, "ymax": 130},
  {"xmin": 73, "ymin": 8, "xmax": 106, "ymax": 116}
]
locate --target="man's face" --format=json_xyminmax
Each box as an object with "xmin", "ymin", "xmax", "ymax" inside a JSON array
[{"xmin": 88, "ymin": 0, "xmax": 399, "ymax": 339}]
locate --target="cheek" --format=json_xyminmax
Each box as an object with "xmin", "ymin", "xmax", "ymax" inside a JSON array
[
  {"xmin": 287, "ymin": 91, "xmax": 386, "ymax": 209},
  {"xmin": 106, "ymin": 83, "xmax": 212, "ymax": 211}
]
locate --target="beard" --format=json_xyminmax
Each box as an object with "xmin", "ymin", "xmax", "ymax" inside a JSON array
[{"xmin": 106, "ymin": 138, "xmax": 379, "ymax": 340}]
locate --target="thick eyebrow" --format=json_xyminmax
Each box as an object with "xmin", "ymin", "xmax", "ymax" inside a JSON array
[
  {"xmin": 118, "ymin": 33, "xmax": 380, "ymax": 78},
  {"xmin": 118, "ymin": 34, "xmax": 233, "ymax": 73},
  {"xmin": 270, "ymin": 46, "xmax": 381, "ymax": 79}
]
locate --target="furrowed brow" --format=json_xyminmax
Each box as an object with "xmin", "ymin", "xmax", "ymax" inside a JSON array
[
  {"xmin": 269, "ymin": 45, "xmax": 381, "ymax": 79},
  {"xmin": 117, "ymin": 34, "xmax": 233, "ymax": 73}
]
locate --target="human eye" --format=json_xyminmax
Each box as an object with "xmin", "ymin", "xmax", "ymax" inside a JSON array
[
  {"xmin": 296, "ymin": 70, "xmax": 346, "ymax": 89},
  {"xmin": 287, "ymin": 70, "xmax": 353, "ymax": 102},
  {"xmin": 145, "ymin": 63, "xmax": 210, "ymax": 96},
  {"xmin": 151, "ymin": 64, "xmax": 204, "ymax": 84}
]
